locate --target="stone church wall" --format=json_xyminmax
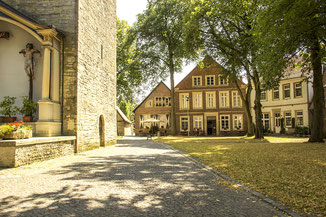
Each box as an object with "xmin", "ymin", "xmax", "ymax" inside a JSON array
[{"xmin": 77, "ymin": 0, "xmax": 117, "ymax": 152}]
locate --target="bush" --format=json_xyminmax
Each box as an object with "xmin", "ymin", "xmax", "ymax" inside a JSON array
[
  {"xmin": 295, "ymin": 126, "xmax": 309, "ymax": 135},
  {"xmin": 0, "ymin": 96, "xmax": 18, "ymax": 117},
  {"xmin": 19, "ymin": 96, "xmax": 37, "ymax": 116}
]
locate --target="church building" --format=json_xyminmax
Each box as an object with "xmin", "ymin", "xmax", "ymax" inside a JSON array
[{"xmin": 0, "ymin": 0, "xmax": 117, "ymax": 152}]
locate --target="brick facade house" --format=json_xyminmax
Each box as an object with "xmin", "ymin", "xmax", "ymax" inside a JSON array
[
  {"xmin": 134, "ymin": 58, "xmax": 248, "ymax": 136},
  {"xmin": 134, "ymin": 82, "xmax": 171, "ymax": 136}
]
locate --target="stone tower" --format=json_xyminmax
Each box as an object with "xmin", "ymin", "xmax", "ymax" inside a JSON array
[{"xmin": 1, "ymin": 0, "xmax": 117, "ymax": 151}]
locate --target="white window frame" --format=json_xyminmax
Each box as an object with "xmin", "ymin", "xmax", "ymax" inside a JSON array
[
  {"xmin": 294, "ymin": 82, "xmax": 302, "ymax": 98},
  {"xmin": 283, "ymin": 83, "xmax": 291, "ymax": 99},
  {"xmin": 206, "ymin": 91, "xmax": 216, "ymax": 109},
  {"xmin": 205, "ymin": 75, "xmax": 215, "ymax": 86},
  {"xmin": 261, "ymin": 90, "xmax": 267, "ymax": 101},
  {"xmin": 193, "ymin": 115, "xmax": 203, "ymax": 130},
  {"xmin": 232, "ymin": 91, "xmax": 242, "ymax": 107},
  {"xmin": 218, "ymin": 75, "xmax": 228, "ymax": 86},
  {"xmin": 180, "ymin": 116, "xmax": 189, "ymax": 132},
  {"xmin": 219, "ymin": 91, "xmax": 230, "ymax": 108},
  {"xmin": 233, "ymin": 114, "xmax": 243, "ymax": 130},
  {"xmin": 179, "ymin": 93, "xmax": 189, "ymax": 110},
  {"xmin": 262, "ymin": 113, "xmax": 270, "ymax": 130},
  {"xmin": 192, "ymin": 92, "xmax": 203, "ymax": 109},
  {"xmin": 220, "ymin": 115, "xmax": 230, "ymax": 131},
  {"xmin": 284, "ymin": 111, "xmax": 292, "ymax": 127},
  {"xmin": 273, "ymin": 87, "xmax": 280, "ymax": 100},
  {"xmin": 192, "ymin": 76, "xmax": 202, "ymax": 87},
  {"xmin": 296, "ymin": 110, "xmax": 304, "ymax": 126}
]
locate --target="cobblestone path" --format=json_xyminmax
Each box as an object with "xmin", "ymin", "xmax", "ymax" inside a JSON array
[{"xmin": 0, "ymin": 137, "xmax": 287, "ymax": 217}]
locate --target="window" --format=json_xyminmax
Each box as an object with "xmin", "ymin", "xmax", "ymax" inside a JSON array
[
  {"xmin": 193, "ymin": 116, "xmax": 203, "ymax": 129},
  {"xmin": 296, "ymin": 111, "xmax": 303, "ymax": 126},
  {"xmin": 219, "ymin": 91, "xmax": 229, "ymax": 108},
  {"xmin": 261, "ymin": 91, "xmax": 267, "ymax": 100},
  {"xmin": 273, "ymin": 87, "xmax": 279, "ymax": 100},
  {"xmin": 155, "ymin": 97, "xmax": 163, "ymax": 106},
  {"xmin": 220, "ymin": 115, "xmax": 230, "ymax": 130},
  {"xmin": 192, "ymin": 76, "xmax": 202, "ymax": 87},
  {"xmin": 179, "ymin": 93, "xmax": 189, "ymax": 110},
  {"xmin": 206, "ymin": 92, "xmax": 216, "ymax": 109},
  {"xmin": 262, "ymin": 113, "xmax": 270, "ymax": 130},
  {"xmin": 294, "ymin": 82, "xmax": 302, "ymax": 97},
  {"xmin": 192, "ymin": 92, "xmax": 202, "ymax": 109},
  {"xmin": 206, "ymin": 75, "xmax": 215, "ymax": 86},
  {"xmin": 163, "ymin": 97, "xmax": 171, "ymax": 107},
  {"xmin": 145, "ymin": 100, "xmax": 153, "ymax": 107},
  {"xmin": 180, "ymin": 116, "xmax": 189, "ymax": 131},
  {"xmin": 285, "ymin": 112, "xmax": 292, "ymax": 127},
  {"xmin": 218, "ymin": 75, "xmax": 228, "ymax": 85},
  {"xmin": 232, "ymin": 91, "xmax": 241, "ymax": 107},
  {"xmin": 283, "ymin": 83, "xmax": 291, "ymax": 99},
  {"xmin": 233, "ymin": 115, "xmax": 243, "ymax": 130}
]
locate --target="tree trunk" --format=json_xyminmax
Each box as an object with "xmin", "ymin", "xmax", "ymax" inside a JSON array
[
  {"xmin": 234, "ymin": 76, "xmax": 254, "ymax": 136},
  {"xmin": 309, "ymin": 37, "xmax": 324, "ymax": 143},
  {"xmin": 253, "ymin": 73, "xmax": 264, "ymax": 139},
  {"xmin": 169, "ymin": 58, "xmax": 177, "ymax": 136}
]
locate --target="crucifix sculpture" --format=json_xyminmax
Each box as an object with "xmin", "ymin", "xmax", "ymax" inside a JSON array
[{"xmin": 19, "ymin": 43, "xmax": 41, "ymax": 100}]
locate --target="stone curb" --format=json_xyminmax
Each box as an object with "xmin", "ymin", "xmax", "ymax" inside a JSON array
[{"xmin": 155, "ymin": 141, "xmax": 301, "ymax": 217}]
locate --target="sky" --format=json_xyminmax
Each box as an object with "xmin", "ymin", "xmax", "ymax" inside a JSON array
[{"xmin": 116, "ymin": 0, "xmax": 197, "ymax": 91}]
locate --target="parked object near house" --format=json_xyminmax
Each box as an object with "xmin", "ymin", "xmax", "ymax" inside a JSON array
[
  {"xmin": 117, "ymin": 107, "xmax": 133, "ymax": 136},
  {"xmin": 250, "ymin": 67, "xmax": 313, "ymax": 134}
]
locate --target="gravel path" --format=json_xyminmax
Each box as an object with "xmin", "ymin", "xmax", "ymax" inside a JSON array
[{"xmin": 0, "ymin": 137, "xmax": 287, "ymax": 217}]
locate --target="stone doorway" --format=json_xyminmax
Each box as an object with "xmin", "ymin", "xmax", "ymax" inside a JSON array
[{"xmin": 99, "ymin": 115, "xmax": 105, "ymax": 147}]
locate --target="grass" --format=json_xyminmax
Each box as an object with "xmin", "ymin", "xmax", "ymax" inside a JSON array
[{"xmin": 154, "ymin": 136, "xmax": 326, "ymax": 216}]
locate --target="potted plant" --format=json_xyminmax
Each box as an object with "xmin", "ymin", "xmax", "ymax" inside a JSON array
[
  {"xmin": 19, "ymin": 96, "xmax": 37, "ymax": 122},
  {"xmin": 0, "ymin": 121, "xmax": 32, "ymax": 140},
  {"xmin": 0, "ymin": 96, "xmax": 18, "ymax": 122}
]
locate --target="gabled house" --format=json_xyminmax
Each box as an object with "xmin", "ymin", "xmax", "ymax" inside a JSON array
[
  {"xmin": 117, "ymin": 107, "xmax": 133, "ymax": 136},
  {"xmin": 134, "ymin": 82, "xmax": 171, "ymax": 136},
  {"xmin": 174, "ymin": 57, "xmax": 248, "ymax": 136}
]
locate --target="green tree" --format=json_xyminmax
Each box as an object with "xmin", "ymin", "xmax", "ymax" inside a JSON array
[
  {"xmin": 255, "ymin": 0, "xmax": 326, "ymax": 142},
  {"xmin": 118, "ymin": 99, "xmax": 136, "ymax": 123},
  {"xmin": 184, "ymin": 0, "xmax": 263, "ymax": 138},
  {"xmin": 135, "ymin": 0, "xmax": 197, "ymax": 135}
]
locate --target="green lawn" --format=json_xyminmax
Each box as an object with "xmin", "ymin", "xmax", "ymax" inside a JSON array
[{"xmin": 154, "ymin": 136, "xmax": 326, "ymax": 216}]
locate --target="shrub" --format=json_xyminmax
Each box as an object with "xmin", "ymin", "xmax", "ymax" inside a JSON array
[
  {"xmin": 0, "ymin": 96, "xmax": 18, "ymax": 117},
  {"xmin": 19, "ymin": 96, "xmax": 37, "ymax": 116}
]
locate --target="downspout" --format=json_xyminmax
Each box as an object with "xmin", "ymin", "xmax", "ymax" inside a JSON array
[{"xmin": 61, "ymin": 39, "xmax": 65, "ymax": 135}]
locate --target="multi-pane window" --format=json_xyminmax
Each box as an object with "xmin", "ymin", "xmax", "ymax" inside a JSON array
[
  {"xmin": 145, "ymin": 100, "xmax": 153, "ymax": 107},
  {"xmin": 285, "ymin": 112, "xmax": 292, "ymax": 127},
  {"xmin": 294, "ymin": 83, "xmax": 302, "ymax": 97},
  {"xmin": 296, "ymin": 111, "xmax": 303, "ymax": 126},
  {"xmin": 181, "ymin": 117, "xmax": 189, "ymax": 131},
  {"xmin": 193, "ymin": 116, "xmax": 203, "ymax": 129},
  {"xmin": 219, "ymin": 91, "xmax": 229, "ymax": 108},
  {"xmin": 262, "ymin": 113, "xmax": 270, "ymax": 130},
  {"xmin": 220, "ymin": 115, "xmax": 230, "ymax": 130},
  {"xmin": 192, "ymin": 76, "xmax": 202, "ymax": 87},
  {"xmin": 273, "ymin": 87, "xmax": 279, "ymax": 100},
  {"xmin": 261, "ymin": 91, "xmax": 267, "ymax": 100},
  {"xmin": 218, "ymin": 75, "xmax": 228, "ymax": 85},
  {"xmin": 283, "ymin": 84, "xmax": 291, "ymax": 99},
  {"xmin": 233, "ymin": 115, "xmax": 243, "ymax": 130},
  {"xmin": 155, "ymin": 97, "xmax": 162, "ymax": 106},
  {"xmin": 192, "ymin": 92, "xmax": 202, "ymax": 109},
  {"xmin": 163, "ymin": 97, "xmax": 171, "ymax": 107},
  {"xmin": 232, "ymin": 91, "xmax": 241, "ymax": 107},
  {"xmin": 179, "ymin": 93, "xmax": 189, "ymax": 110},
  {"xmin": 206, "ymin": 92, "xmax": 216, "ymax": 108},
  {"xmin": 206, "ymin": 75, "xmax": 215, "ymax": 86}
]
